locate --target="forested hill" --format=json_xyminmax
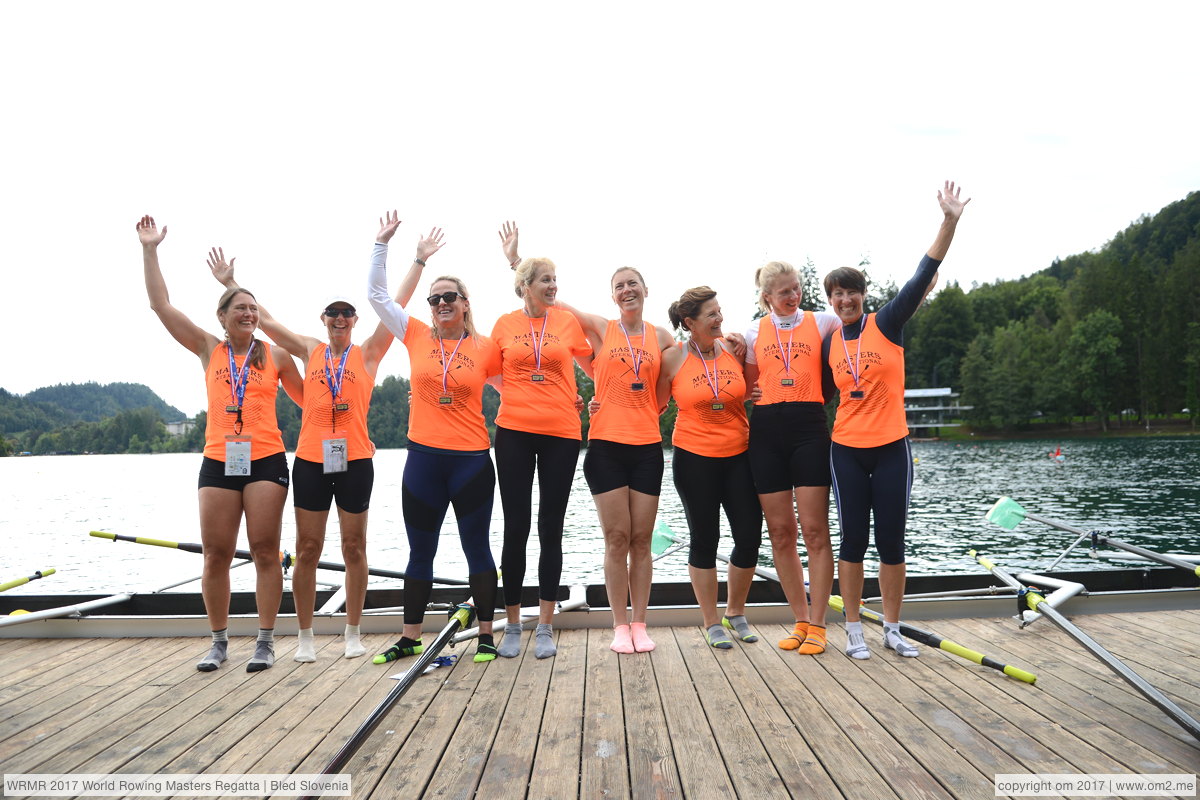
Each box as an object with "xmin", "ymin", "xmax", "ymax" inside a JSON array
[
  {"xmin": 903, "ymin": 190, "xmax": 1200, "ymax": 432},
  {"xmin": 23, "ymin": 382, "xmax": 185, "ymax": 423}
]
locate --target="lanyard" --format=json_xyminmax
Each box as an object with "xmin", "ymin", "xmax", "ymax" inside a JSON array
[
  {"xmin": 771, "ymin": 312, "xmax": 796, "ymax": 376},
  {"xmin": 439, "ymin": 334, "xmax": 466, "ymax": 395},
  {"xmin": 618, "ymin": 321, "xmax": 645, "ymax": 381},
  {"xmin": 226, "ymin": 340, "xmax": 255, "ymax": 410},
  {"xmin": 325, "ymin": 344, "xmax": 351, "ymax": 400},
  {"xmin": 692, "ymin": 341, "xmax": 722, "ymax": 400},
  {"xmin": 839, "ymin": 315, "xmax": 867, "ymax": 389},
  {"xmin": 529, "ymin": 310, "xmax": 549, "ymax": 372}
]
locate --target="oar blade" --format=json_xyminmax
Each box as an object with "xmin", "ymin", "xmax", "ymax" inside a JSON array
[
  {"xmin": 651, "ymin": 520, "xmax": 675, "ymax": 555},
  {"xmin": 985, "ymin": 496, "xmax": 1027, "ymax": 530}
]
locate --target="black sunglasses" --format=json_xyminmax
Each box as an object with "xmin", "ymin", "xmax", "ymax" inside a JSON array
[
  {"xmin": 324, "ymin": 308, "xmax": 356, "ymax": 318},
  {"xmin": 427, "ymin": 291, "xmax": 463, "ymax": 306}
]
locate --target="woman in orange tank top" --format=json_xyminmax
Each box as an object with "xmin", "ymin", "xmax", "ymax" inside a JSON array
[
  {"xmin": 207, "ymin": 212, "xmax": 441, "ymax": 662},
  {"xmin": 138, "ymin": 215, "xmax": 303, "ymax": 675},
  {"xmin": 659, "ymin": 287, "xmax": 763, "ymax": 649}
]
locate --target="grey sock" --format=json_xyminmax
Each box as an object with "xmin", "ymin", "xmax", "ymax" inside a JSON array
[
  {"xmin": 247, "ymin": 629, "xmax": 275, "ymax": 673},
  {"xmin": 722, "ymin": 614, "xmax": 758, "ymax": 642},
  {"xmin": 498, "ymin": 623, "xmax": 523, "ymax": 658},
  {"xmin": 534, "ymin": 623, "xmax": 556, "ymax": 659},
  {"xmin": 197, "ymin": 629, "xmax": 228, "ymax": 672},
  {"xmin": 706, "ymin": 623, "xmax": 733, "ymax": 649}
]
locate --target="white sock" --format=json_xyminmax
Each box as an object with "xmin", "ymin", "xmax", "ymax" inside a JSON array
[
  {"xmin": 294, "ymin": 628, "xmax": 316, "ymax": 662},
  {"xmin": 845, "ymin": 620, "xmax": 870, "ymax": 660},
  {"xmin": 344, "ymin": 624, "xmax": 366, "ymax": 659}
]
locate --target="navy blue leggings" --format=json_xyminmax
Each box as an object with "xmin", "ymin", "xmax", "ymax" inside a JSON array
[
  {"xmin": 402, "ymin": 446, "xmax": 497, "ymax": 623},
  {"xmin": 672, "ymin": 447, "xmax": 763, "ymax": 570},
  {"xmin": 829, "ymin": 438, "xmax": 912, "ymax": 565},
  {"xmin": 495, "ymin": 426, "xmax": 580, "ymax": 606}
]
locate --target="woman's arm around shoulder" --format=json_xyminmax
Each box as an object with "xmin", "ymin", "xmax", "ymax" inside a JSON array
[
  {"xmin": 273, "ymin": 345, "xmax": 305, "ymax": 407},
  {"xmin": 138, "ymin": 216, "xmax": 219, "ymax": 366},
  {"xmin": 206, "ymin": 247, "xmax": 319, "ymax": 362},
  {"xmin": 656, "ymin": 340, "xmax": 686, "ymax": 414}
]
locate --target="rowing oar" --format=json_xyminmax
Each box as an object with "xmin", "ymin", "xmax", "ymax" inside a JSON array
[
  {"xmin": 828, "ymin": 595, "xmax": 1036, "ymax": 683},
  {"xmin": 90, "ymin": 531, "xmax": 469, "ymax": 586},
  {"xmin": 300, "ymin": 602, "xmax": 477, "ymax": 796},
  {"xmin": 971, "ymin": 549, "xmax": 1200, "ymax": 742},
  {"xmin": 986, "ymin": 497, "xmax": 1200, "ymax": 578},
  {"xmin": 0, "ymin": 568, "xmax": 56, "ymax": 593}
]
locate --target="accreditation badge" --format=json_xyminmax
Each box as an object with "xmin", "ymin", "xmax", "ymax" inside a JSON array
[
  {"xmin": 322, "ymin": 434, "xmax": 349, "ymax": 474},
  {"xmin": 224, "ymin": 435, "xmax": 252, "ymax": 476}
]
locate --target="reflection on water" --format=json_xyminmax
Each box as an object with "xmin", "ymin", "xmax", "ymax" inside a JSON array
[{"xmin": 3, "ymin": 438, "xmax": 1198, "ymax": 594}]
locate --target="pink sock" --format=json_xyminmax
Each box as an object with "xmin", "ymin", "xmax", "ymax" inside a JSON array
[
  {"xmin": 631, "ymin": 622, "xmax": 655, "ymax": 652},
  {"xmin": 611, "ymin": 625, "xmax": 634, "ymax": 654}
]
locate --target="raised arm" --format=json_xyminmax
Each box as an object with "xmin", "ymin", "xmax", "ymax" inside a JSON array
[
  {"xmin": 367, "ymin": 212, "xmax": 413, "ymax": 340},
  {"xmin": 138, "ymin": 216, "xmax": 217, "ymax": 363},
  {"xmin": 362, "ymin": 215, "xmax": 444, "ymax": 370},
  {"xmin": 927, "ymin": 180, "xmax": 970, "ymax": 261},
  {"xmin": 206, "ymin": 247, "xmax": 317, "ymax": 361}
]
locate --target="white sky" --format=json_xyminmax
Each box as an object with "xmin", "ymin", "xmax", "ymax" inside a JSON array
[{"xmin": 3, "ymin": 2, "xmax": 1197, "ymax": 415}]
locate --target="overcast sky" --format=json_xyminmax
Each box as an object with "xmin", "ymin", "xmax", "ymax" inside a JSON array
[{"xmin": 3, "ymin": 2, "xmax": 1197, "ymax": 415}]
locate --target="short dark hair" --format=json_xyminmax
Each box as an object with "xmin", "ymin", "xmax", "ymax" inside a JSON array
[{"xmin": 823, "ymin": 267, "xmax": 867, "ymax": 297}]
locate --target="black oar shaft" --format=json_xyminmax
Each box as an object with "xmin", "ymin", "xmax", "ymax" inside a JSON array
[
  {"xmin": 90, "ymin": 531, "xmax": 469, "ymax": 586},
  {"xmin": 308, "ymin": 603, "xmax": 476, "ymax": 789},
  {"xmin": 974, "ymin": 551, "xmax": 1200, "ymax": 742}
]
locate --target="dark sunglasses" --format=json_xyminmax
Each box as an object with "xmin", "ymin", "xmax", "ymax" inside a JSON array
[
  {"xmin": 427, "ymin": 291, "xmax": 463, "ymax": 306},
  {"xmin": 324, "ymin": 308, "xmax": 357, "ymax": 318}
]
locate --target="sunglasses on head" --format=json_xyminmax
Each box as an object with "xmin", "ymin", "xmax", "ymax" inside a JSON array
[
  {"xmin": 427, "ymin": 291, "xmax": 463, "ymax": 306},
  {"xmin": 324, "ymin": 308, "xmax": 356, "ymax": 318}
]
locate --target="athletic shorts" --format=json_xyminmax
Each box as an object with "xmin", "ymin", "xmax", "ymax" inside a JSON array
[
  {"xmin": 291, "ymin": 456, "xmax": 374, "ymax": 513},
  {"xmin": 583, "ymin": 439, "xmax": 664, "ymax": 496},
  {"xmin": 198, "ymin": 452, "xmax": 290, "ymax": 491},
  {"xmin": 747, "ymin": 402, "xmax": 831, "ymax": 493}
]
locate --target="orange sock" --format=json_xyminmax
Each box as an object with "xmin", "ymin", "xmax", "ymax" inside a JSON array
[
  {"xmin": 778, "ymin": 621, "xmax": 809, "ymax": 651},
  {"xmin": 798, "ymin": 625, "xmax": 827, "ymax": 655}
]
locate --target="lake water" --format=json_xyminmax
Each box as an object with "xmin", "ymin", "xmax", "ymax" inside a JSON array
[{"xmin": 2, "ymin": 438, "xmax": 1198, "ymax": 595}]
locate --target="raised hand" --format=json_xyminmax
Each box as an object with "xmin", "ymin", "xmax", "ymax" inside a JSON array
[
  {"xmin": 136, "ymin": 215, "xmax": 167, "ymax": 247},
  {"xmin": 377, "ymin": 210, "xmax": 402, "ymax": 244},
  {"xmin": 206, "ymin": 247, "xmax": 237, "ymax": 287},
  {"xmin": 937, "ymin": 181, "xmax": 971, "ymax": 220},
  {"xmin": 416, "ymin": 227, "xmax": 446, "ymax": 263},
  {"xmin": 498, "ymin": 220, "xmax": 520, "ymax": 266}
]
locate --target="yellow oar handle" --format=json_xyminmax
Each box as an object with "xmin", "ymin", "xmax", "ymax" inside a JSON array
[
  {"xmin": 0, "ymin": 568, "xmax": 57, "ymax": 592},
  {"xmin": 1003, "ymin": 664, "xmax": 1039, "ymax": 684},
  {"xmin": 90, "ymin": 531, "xmax": 181, "ymax": 549}
]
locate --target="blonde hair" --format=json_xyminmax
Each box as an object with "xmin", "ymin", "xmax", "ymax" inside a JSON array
[
  {"xmin": 216, "ymin": 287, "xmax": 266, "ymax": 369},
  {"xmin": 428, "ymin": 275, "xmax": 481, "ymax": 343},
  {"xmin": 610, "ymin": 266, "xmax": 647, "ymax": 289},
  {"xmin": 754, "ymin": 261, "xmax": 797, "ymax": 314},
  {"xmin": 513, "ymin": 257, "xmax": 556, "ymax": 300}
]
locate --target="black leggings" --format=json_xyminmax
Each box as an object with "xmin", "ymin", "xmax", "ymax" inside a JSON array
[
  {"xmin": 829, "ymin": 437, "xmax": 912, "ymax": 565},
  {"xmin": 495, "ymin": 426, "xmax": 581, "ymax": 606},
  {"xmin": 671, "ymin": 447, "xmax": 763, "ymax": 570}
]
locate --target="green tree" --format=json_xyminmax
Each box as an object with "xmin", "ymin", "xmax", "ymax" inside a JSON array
[{"xmin": 1063, "ymin": 310, "xmax": 1124, "ymax": 431}]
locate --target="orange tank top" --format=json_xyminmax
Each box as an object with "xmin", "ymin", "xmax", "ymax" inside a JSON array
[
  {"xmin": 752, "ymin": 311, "xmax": 824, "ymax": 404},
  {"xmin": 404, "ymin": 318, "xmax": 501, "ymax": 451},
  {"xmin": 295, "ymin": 343, "xmax": 376, "ymax": 462},
  {"xmin": 490, "ymin": 308, "xmax": 592, "ymax": 440},
  {"xmin": 203, "ymin": 341, "xmax": 285, "ymax": 460},
  {"xmin": 670, "ymin": 346, "xmax": 749, "ymax": 458},
  {"xmin": 588, "ymin": 319, "xmax": 662, "ymax": 445},
  {"xmin": 828, "ymin": 314, "xmax": 908, "ymax": 448}
]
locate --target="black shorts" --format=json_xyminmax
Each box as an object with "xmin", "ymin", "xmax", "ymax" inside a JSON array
[
  {"xmin": 292, "ymin": 456, "xmax": 374, "ymax": 513},
  {"xmin": 583, "ymin": 439, "xmax": 664, "ymax": 496},
  {"xmin": 198, "ymin": 452, "xmax": 291, "ymax": 491},
  {"xmin": 747, "ymin": 402, "xmax": 831, "ymax": 493}
]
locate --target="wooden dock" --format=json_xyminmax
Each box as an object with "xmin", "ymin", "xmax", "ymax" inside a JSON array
[{"xmin": 2, "ymin": 610, "xmax": 1198, "ymax": 799}]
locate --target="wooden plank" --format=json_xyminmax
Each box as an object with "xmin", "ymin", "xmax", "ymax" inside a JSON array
[
  {"xmin": 1102, "ymin": 611, "xmax": 1200, "ymax": 660},
  {"xmin": 940, "ymin": 618, "xmax": 1197, "ymax": 772},
  {"xmin": 0, "ymin": 639, "xmax": 214, "ymax": 773},
  {"xmin": 475, "ymin": 632, "xmax": 551, "ymax": 795},
  {"xmin": 620, "ymin": 631, "xmax": 682, "ymax": 799},
  {"xmin": 0, "ymin": 638, "xmax": 95, "ymax": 686},
  {"xmin": 424, "ymin": 642, "xmax": 526, "ymax": 798},
  {"xmin": 0, "ymin": 637, "xmax": 130, "ymax": 710},
  {"xmin": 672, "ymin": 626, "xmax": 789, "ymax": 799},
  {"xmin": 580, "ymin": 628, "xmax": 631, "ymax": 800},
  {"xmin": 740, "ymin": 624, "xmax": 898, "ymax": 799},
  {"xmin": 246, "ymin": 634, "xmax": 397, "ymax": 775},
  {"xmin": 823, "ymin": 632, "xmax": 999, "ymax": 800},
  {"xmin": 527, "ymin": 627, "xmax": 587, "ymax": 800},
  {"xmin": 369, "ymin": 638, "xmax": 490, "ymax": 798},
  {"xmin": 703, "ymin": 627, "xmax": 844, "ymax": 799}
]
